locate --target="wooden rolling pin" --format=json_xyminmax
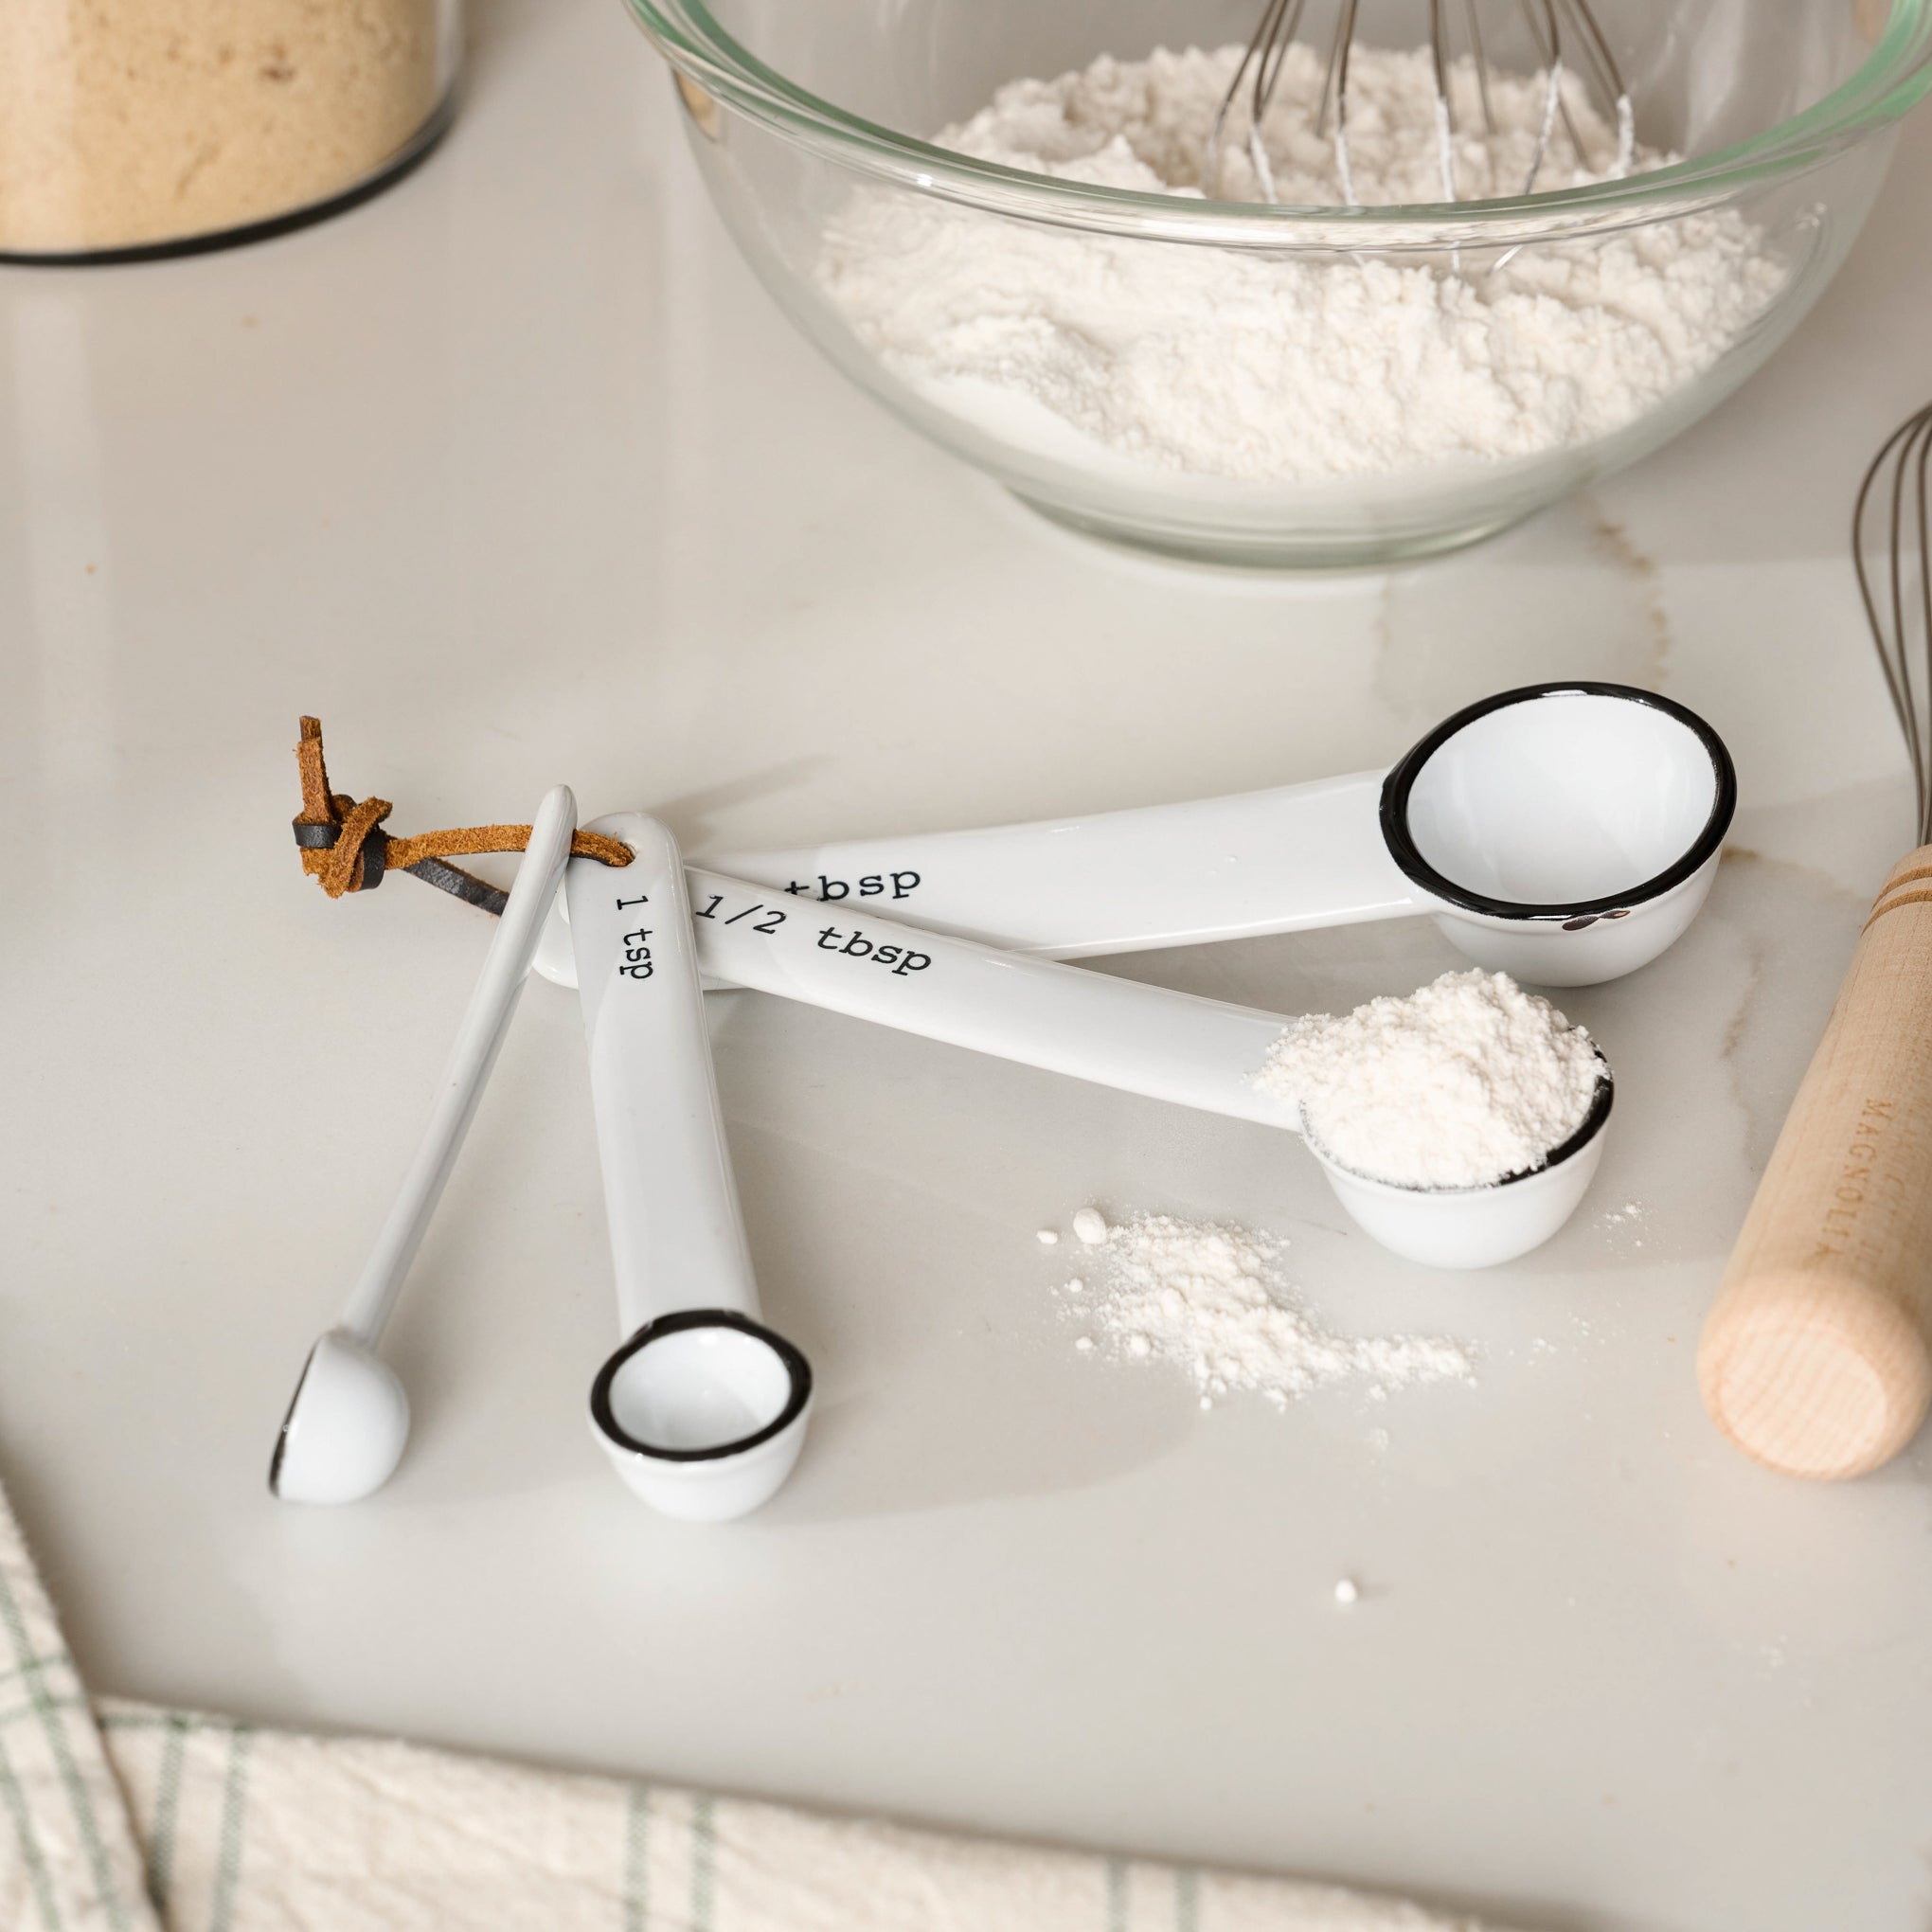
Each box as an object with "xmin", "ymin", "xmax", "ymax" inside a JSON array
[{"xmin": 1698, "ymin": 847, "xmax": 1932, "ymax": 1479}]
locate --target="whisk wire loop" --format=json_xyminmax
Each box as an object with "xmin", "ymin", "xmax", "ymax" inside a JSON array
[
  {"xmin": 1427, "ymin": 0, "xmax": 1459, "ymax": 201},
  {"xmin": 1517, "ymin": 0, "xmax": 1579, "ymax": 185},
  {"xmin": 1854, "ymin": 403, "xmax": 1932, "ymax": 846},
  {"xmin": 1208, "ymin": 0, "xmax": 1631, "ymax": 206},
  {"xmin": 1203, "ymin": 0, "xmax": 1286, "ymax": 196},
  {"xmin": 1462, "ymin": 0, "xmax": 1495, "ymax": 132},
  {"xmin": 1555, "ymin": 0, "xmax": 1630, "ymax": 134},
  {"xmin": 1249, "ymin": 0, "xmax": 1308, "ymax": 199},
  {"xmin": 1329, "ymin": 0, "xmax": 1363, "ymax": 204}
]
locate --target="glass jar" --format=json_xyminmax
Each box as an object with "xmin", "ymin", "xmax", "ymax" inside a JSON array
[{"xmin": 0, "ymin": 0, "xmax": 463, "ymax": 262}]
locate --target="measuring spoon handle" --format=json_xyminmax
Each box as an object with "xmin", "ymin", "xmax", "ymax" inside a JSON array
[
  {"xmin": 570, "ymin": 815, "xmax": 760, "ymax": 1337},
  {"xmin": 712, "ymin": 771, "xmax": 1415, "ymax": 959},
  {"xmin": 339, "ymin": 785, "xmax": 577, "ymax": 1345},
  {"xmin": 682, "ymin": 868, "xmax": 1301, "ymax": 1136}
]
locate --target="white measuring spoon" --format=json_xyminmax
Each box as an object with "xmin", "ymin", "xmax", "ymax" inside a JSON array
[
  {"xmin": 271, "ymin": 785, "xmax": 579, "ymax": 1505},
  {"xmin": 668, "ymin": 868, "xmax": 1611, "ymax": 1270},
  {"xmin": 719, "ymin": 685, "xmax": 1734, "ymax": 989},
  {"xmin": 530, "ymin": 686, "xmax": 1734, "ymax": 994},
  {"xmin": 569, "ymin": 813, "xmax": 813, "ymax": 1520}
]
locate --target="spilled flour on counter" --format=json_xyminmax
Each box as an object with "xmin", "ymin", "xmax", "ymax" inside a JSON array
[
  {"xmin": 819, "ymin": 43, "xmax": 1787, "ymax": 482},
  {"xmin": 1054, "ymin": 1210, "xmax": 1474, "ymax": 1408},
  {"xmin": 1256, "ymin": 969, "xmax": 1601, "ymax": 1190}
]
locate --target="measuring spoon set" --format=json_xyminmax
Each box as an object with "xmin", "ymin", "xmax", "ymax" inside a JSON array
[
  {"xmin": 274, "ymin": 682, "xmax": 1734, "ymax": 1517},
  {"xmin": 274, "ymin": 794, "xmax": 813, "ymax": 1521}
]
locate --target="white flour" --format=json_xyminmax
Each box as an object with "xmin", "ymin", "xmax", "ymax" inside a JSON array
[
  {"xmin": 1071, "ymin": 1206, "xmax": 1110, "ymax": 1245},
  {"xmin": 1256, "ymin": 969, "xmax": 1601, "ymax": 1190},
  {"xmin": 1056, "ymin": 1211, "xmax": 1474, "ymax": 1406},
  {"xmin": 818, "ymin": 44, "xmax": 1786, "ymax": 483}
]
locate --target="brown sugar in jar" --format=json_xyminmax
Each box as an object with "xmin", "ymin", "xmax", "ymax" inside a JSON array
[{"xmin": 0, "ymin": 0, "xmax": 460, "ymax": 259}]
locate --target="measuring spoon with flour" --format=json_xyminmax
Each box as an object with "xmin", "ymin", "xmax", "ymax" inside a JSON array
[
  {"xmin": 569, "ymin": 813, "xmax": 812, "ymax": 1520},
  {"xmin": 651, "ymin": 868, "xmax": 1611, "ymax": 1270}
]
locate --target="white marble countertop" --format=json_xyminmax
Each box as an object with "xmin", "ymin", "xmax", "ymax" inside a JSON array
[{"xmin": 7, "ymin": 6, "xmax": 1932, "ymax": 1927}]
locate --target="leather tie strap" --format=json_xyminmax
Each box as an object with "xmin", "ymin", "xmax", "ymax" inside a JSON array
[{"xmin": 292, "ymin": 717, "xmax": 630, "ymax": 913}]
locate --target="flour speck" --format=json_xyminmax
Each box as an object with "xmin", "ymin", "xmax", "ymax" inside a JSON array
[{"xmin": 1072, "ymin": 1207, "xmax": 1111, "ymax": 1246}]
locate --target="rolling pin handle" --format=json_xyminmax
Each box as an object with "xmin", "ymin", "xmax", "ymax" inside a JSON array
[{"xmin": 1698, "ymin": 845, "xmax": 1932, "ymax": 1480}]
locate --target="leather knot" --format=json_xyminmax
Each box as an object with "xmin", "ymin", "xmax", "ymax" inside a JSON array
[
  {"xmin": 294, "ymin": 793, "xmax": 395, "ymax": 899},
  {"xmin": 291, "ymin": 718, "xmax": 631, "ymax": 916}
]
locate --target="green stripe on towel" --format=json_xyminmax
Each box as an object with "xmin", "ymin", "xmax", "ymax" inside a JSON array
[
  {"xmin": 623, "ymin": 1784, "xmax": 651, "ymax": 1932},
  {"xmin": 0, "ymin": 1726, "xmax": 63, "ymax": 1932},
  {"xmin": 206, "ymin": 1725, "xmax": 253, "ymax": 1932},
  {"xmin": 0, "ymin": 1566, "xmax": 131, "ymax": 1932},
  {"xmin": 691, "ymin": 1794, "xmax": 716, "ymax": 1932},
  {"xmin": 145, "ymin": 1714, "xmax": 189, "ymax": 1915},
  {"xmin": 1176, "ymin": 1867, "xmax": 1200, "ymax": 1932}
]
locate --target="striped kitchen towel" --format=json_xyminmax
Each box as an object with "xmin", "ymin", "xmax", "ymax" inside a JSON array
[
  {"xmin": 0, "ymin": 1481, "xmax": 152, "ymax": 1932},
  {"xmin": 1, "ymin": 1483, "xmax": 1509, "ymax": 1931}
]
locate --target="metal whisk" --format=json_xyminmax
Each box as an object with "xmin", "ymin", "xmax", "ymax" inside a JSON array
[
  {"xmin": 1206, "ymin": 0, "xmax": 1635, "ymax": 205},
  {"xmin": 1855, "ymin": 402, "xmax": 1932, "ymax": 846}
]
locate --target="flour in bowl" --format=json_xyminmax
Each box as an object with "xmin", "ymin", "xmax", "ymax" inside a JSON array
[
  {"xmin": 818, "ymin": 43, "xmax": 1787, "ymax": 483},
  {"xmin": 1256, "ymin": 969, "xmax": 1602, "ymax": 1190}
]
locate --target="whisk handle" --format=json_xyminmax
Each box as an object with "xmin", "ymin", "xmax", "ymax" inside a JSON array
[{"xmin": 1698, "ymin": 845, "xmax": 1932, "ymax": 1479}]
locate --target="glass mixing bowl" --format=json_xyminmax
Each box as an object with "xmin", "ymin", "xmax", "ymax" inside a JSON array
[{"xmin": 622, "ymin": 0, "xmax": 1932, "ymax": 568}]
